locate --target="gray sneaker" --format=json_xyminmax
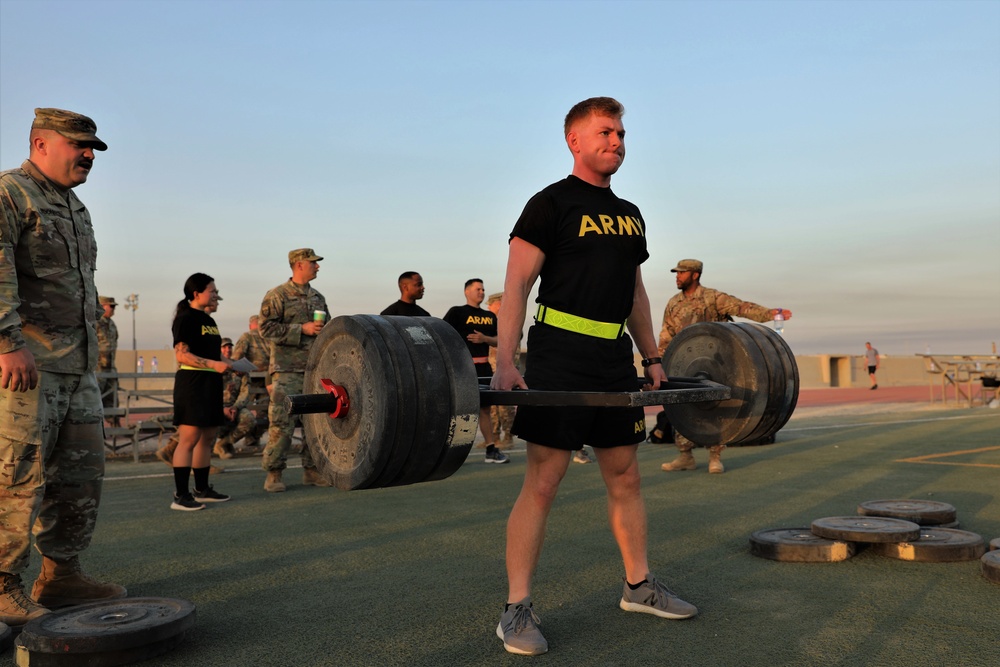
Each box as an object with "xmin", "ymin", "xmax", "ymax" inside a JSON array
[
  {"xmin": 496, "ymin": 597, "xmax": 548, "ymax": 656},
  {"xmin": 619, "ymin": 576, "xmax": 698, "ymax": 619}
]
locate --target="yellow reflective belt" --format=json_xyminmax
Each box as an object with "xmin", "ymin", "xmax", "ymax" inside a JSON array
[
  {"xmin": 535, "ymin": 305, "xmax": 625, "ymax": 340},
  {"xmin": 179, "ymin": 365, "xmax": 217, "ymax": 372}
]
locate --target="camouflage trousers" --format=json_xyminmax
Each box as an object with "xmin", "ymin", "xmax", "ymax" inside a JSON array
[
  {"xmin": 0, "ymin": 371, "xmax": 105, "ymax": 574},
  {"xmin": 217, "ymin": 407, "xmax": 262, "ymax": 446},
  {"xmin": 262, "ymin": 372, "xmax": 316, "ymax": 472},
  {"xmin": 98, "ymin": 372, "xmax": 118, "ymax": 411},
  {"xmin": 491, "ymin": 406, "xmax": 516, "ymax": 443}
]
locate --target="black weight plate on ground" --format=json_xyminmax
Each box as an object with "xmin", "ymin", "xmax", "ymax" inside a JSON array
[
  {"xmin": 732, "ymin": 323, "xmax": 785, "ymax": 444},
  {"xmin": 356, "ymin": 315, "xmax": 422, "ymax": 489},
  {"xmin": 302, "ymin": 315, "xmax": 402, "ymax": 490},
  {"xmin": 661, "ymin": 322, "xmax": 769, "ymax": 446},
  {"xmin": 376, "ymin": 316, "xmax": 454, "ymax": 487},
  {"xmin": 17, "ymin": 597, "xmax": 195, "ymax": 655},
  {"xmin": 869, "ymin": 527, "xmax": 986, "ymax": 562},
  {"xmin": 15, "ymin": 630, "xmax": 189, "ymax": 667},
  {"xmin": 811, "ymin": 516, "xmax": 921, "ymax": 543},
  {"xmin": 749, "ymin": 528, "xmax": 857, "ymax": 562},
  {"xmin": 420, "ymin": 317, "xmax": 479, "ymax": 482},
  {"xmin": 983, "ymin": 550, "xmax": 1000, "ymax": 584},
  {"xmin": 763, "ymin": 323, "xmax": 799, "ymax": 432},
  {"xmin": 857, "ymin": 499, "xmax": 958, "ymax": 526}
]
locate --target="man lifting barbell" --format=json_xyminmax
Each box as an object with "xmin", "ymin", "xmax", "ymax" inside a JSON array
[{"xmin": 490, "ymin": 97, "xmax": 697, "ymax": 657}]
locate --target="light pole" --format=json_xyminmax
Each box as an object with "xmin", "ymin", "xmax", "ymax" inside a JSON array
[{"xmin": 124, "ymin": 294, "xmax": 139, "ymax": 390}]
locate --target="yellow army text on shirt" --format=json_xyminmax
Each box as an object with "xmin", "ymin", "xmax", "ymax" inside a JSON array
[
  {"xmin": 258, "ymin": 279, "xmax": 329, "ymax": 373},
  {"xmin": 657, "ymin": 284, "xmax": 772, "ymax": 356},
  {"xmin": 0, "ymin": 160, "xmax": 100, "ymax": 373}
]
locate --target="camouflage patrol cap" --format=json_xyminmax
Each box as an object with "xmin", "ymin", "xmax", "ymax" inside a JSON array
[
  {"xmin": 487, "ymin": 292, "xmax": 503, "ymax": 305},
  {"xmin": 288, "ymin": 248, "xmax": 323, "ymax": 265},
  {"xmin": 32, "ymin": 108, "xmax": 108, "ymax": 151},
  {"xmin": 670, "ymin": 259, "xmax": 703, "ymax": 273},
  {"xmin": 221, "ymin": 337, "xmax": 234, "ymax": 347},
  {"xmin": 98, "ymin": 295, "xmax": 118, "ymax": 306}
]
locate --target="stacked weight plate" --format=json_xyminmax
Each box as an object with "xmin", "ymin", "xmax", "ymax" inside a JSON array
[
  {"xmin": 302, "ymin": 315, "xmax": 479, "ymax": 490},
  {"xmin": 750, "ymin": 499, "xmax": 988, "ymax": 566},
  {"xmin": 661, "ymin": 322, "xmax": 798, "ymax": 446}
]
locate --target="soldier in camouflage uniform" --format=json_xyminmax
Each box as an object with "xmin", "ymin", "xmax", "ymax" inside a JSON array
[
  {"xmin": 258, "ymin": 249, "xmax": 331, "ymax": 492},
  {"xmin": 213, "ymin": 337, "xmax": 259, "ymax": 458},
  {"xmin": 231, "ymin": 314, "xmax": 270, "ymax": 447},
  {"xmin": 95, "ymin": 296, "xmax": 118, "ymax": 422},
  {"xmin": 0, "ymin": 108, "xmax": 126, "ymax": 627},
  {"xmin": 657, "ymin": 259, "xmax": 791, "ymax": 474},
  {"xmin": 487, "ymin": 293, "xmax": 517, "ymax": 446}
]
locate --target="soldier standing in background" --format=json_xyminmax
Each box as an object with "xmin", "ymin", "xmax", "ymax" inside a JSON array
[
  {"xmin": 96, "ymin": 295, "xmax": 119, "ymax": 423},
  {"xmin": 486, "ymin": 292, "xmax": 516, "ymax": 447},
  {"xmin": 444, "ymin": 279, "xmax": 509, "ymax": 464},
  {"xmin": 258, "ymin": 249, "xmax": 331, "ymax": 492},
  {"xmin": 658, "ymin": 258, "xmax": 791, "ymax": 474},
  {"xmin": 0, "ymin": 108, "xmax": 126, "ymax": 627},
  {"xmin": 380, "ymin": 271, "xmax": 430, "ymax": 316}
]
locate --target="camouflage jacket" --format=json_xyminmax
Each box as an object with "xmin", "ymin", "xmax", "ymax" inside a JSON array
[
  {"xmin": 657, "ymin": 284, "xmax": 772, "ymax": 355},
  {"xmin": 0, "ymin": 160, "xmax": 101, "ymax": 373},
  {"xmin": 222, "ymin": 368, "xmax": 250, "ymax": 409},
  {"xmin": 96, "ymin": 316, "xmax": 118, "ymax": 370},
  {"xmin": 258, "ymin": 279, "xmax": 329, "ymax": 374},
  {"xmin": 233, "ymin": 329, "xmax": 270, "ymax": 372}
]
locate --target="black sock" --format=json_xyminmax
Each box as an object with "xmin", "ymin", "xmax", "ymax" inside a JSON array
[
  {"xmin": 627, "ymin": 579, "xmax": 648, "ymax": 590},
  {"xmin": 173, "ymin": 466, "xmax": 191, "ymax": 497},
  {"xmin": 192, "ymin": 467, "xmax": 210, "ymax": 492}
]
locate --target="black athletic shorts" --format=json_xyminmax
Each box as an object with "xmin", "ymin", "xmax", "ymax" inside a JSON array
[
  {"xmin": 868, "ymin": 366, "xmax": 877, "ymax": 374},
  {"xmin": 173, "ymin": 370, "xmax": 224, "ymax": 427},
  {"xmin": 511, "ymin": 324, "xmax": 646, "ymax": 450}
]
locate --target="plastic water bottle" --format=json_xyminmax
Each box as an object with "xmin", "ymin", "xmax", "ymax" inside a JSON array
[
  {"xmin": 137, "ymin": 356, "xmax": 144, "ymax": 373},
  {"xmin": 773, "ymin": 308, "xmax": 784, "ymax": 334},
  {"xmin": 151, "ymin": 356, "xmax": 158, "ymax": 374}
]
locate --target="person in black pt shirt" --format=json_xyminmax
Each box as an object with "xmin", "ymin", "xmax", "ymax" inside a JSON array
[
  {"xmin": 490, "ymin": 97, "xmax": 698, "ymax": 656},
  {"xmin": 169, "ymin": 273, "xmax": 239, "ymax": 511},
  {"xmin": 380, "ymin": 271, "xmax": 430, "ymax": 317},
  {"xmin": 444, "ymin": 279, "xmax": 508, "ymax": 464}
]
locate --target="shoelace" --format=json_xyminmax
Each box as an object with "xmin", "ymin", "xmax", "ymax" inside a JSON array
[
  {"xmin": 2, "ymin": 576, "xmax": 40, "ymax": 611},
  {"xmin": 631, "ymin": 578, "xmax": 677, "ymax": 607},
  {"xmin": 508, "ymin": 604, "xmax": 542, "ymax": 634}
]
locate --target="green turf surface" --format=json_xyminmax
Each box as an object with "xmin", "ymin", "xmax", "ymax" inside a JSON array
[{"xmin": 14, "ymin": 406, "xmax": 999, "ymax": 666}]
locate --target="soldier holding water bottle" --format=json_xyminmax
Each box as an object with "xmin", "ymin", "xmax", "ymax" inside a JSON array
[
  {"xmin": 657, "ymin": 258, "xmax": 791, "ymax": 474},
  {"xmin": 257, "ymin": 249, "xmax": 330, "ymax": 492}
]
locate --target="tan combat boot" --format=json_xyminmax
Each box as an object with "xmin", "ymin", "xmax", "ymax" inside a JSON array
[
  {"xmin": 155, "ymin": 435, "xmax": 178, "ymax": 466},
  {"xmin": 708, "ymin": 446, "xmax": 725, "ymax": 474},
  {"xmin": 264, "ymin": 470, "xmax": 286, "ymax": 493},
  {"xmin": 1, "ymin": 573, "xmax": 49, "ymax": 627},
  {"xmin": 31, "ymin": 556, "xmax": 127, "ymax": 609},
  {"xmin": 302, "ymin": 468, "xmax": 331, "ymax": 487},
  {"xmin": 213, "ymin": 438, "xmax": 235, "ymax": 459},
  {"xmin": 661, "ymin": 447, "xmax": 697, "ymax": 472}
]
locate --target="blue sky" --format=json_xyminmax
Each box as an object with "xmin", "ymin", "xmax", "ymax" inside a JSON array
[{"xmin": 2, "ymin": 0, "xmax": 998, "ymax": 356}]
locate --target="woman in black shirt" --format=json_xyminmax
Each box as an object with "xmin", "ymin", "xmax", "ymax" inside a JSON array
[{"xmin": 169, "ymin": 273, "xmax": 236, "ymax": 510}]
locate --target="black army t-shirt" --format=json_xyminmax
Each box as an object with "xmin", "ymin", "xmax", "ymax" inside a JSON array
[
  {"xmin": 172, "ymin": 308, "xmax": 222, "ymax": 361},
  {"xmin": 511, "ymin": 175, "xmax": 649, "ymax": 325},
  {"xmin": 443, "ymin": 305, "xmax": 496, "ymax": 358}
]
